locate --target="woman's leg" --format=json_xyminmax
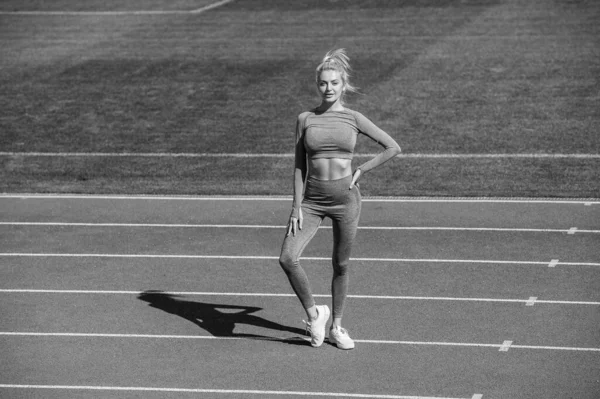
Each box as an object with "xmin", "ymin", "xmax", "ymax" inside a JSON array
[
  {"xmin": 279, "ymin": 208, "xmax": 323, "ymax": 317},
  {"xmin": 330, "ymin": 187, "xmax": 362, "ymax": 327}
]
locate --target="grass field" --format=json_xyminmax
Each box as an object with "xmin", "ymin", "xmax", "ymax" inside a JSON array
[{"xmin": 0, "ymin": 0, "xmax": 599, "ymax": 196}]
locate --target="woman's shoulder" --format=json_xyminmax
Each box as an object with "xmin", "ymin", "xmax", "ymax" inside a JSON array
[
  {"xmin": 339, "ymin": 108, "xmax": 368, "ymax": 125},
  {"xmin": 297, "ymin": 110, "xmax": 315, "ymax": 122},
  {"xmin": 341, "ymin": 107, "xmax": 364, "ymax": 118},
  {"xmin": 297, "ymin": 110, "xmax": 313, "ymax": 118}
]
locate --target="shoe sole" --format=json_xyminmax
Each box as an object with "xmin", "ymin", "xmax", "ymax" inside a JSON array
[{"xmin": 329, "ymin": 337, "xmax": 355, "ymax": 350}]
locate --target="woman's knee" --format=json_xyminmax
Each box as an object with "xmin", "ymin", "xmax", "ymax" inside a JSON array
[
  {"xmin": 332, "ymin": 258, "xmax": 350, "ymax": 276},
  {"xmin": 279, "ymin": 252, "xmax": 298, "ymax": 273}
]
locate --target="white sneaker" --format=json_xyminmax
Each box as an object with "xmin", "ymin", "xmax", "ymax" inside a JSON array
[
  {"xmin": 329, "ymin": 325, "xmax": 355, "ymax": 350},
  {"xmin": 303, "ymin": 305, "xmax": 330, "ymax": 347}
]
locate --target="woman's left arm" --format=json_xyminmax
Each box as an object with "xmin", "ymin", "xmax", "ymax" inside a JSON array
[{"xmin": 354, "ymin": 112, "xmax": 401, "ymax": 175}]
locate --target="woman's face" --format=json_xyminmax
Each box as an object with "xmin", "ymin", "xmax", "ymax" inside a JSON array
[{"xmin": 317, "ymin": 69, "xmax": 344, "ymax": 105}]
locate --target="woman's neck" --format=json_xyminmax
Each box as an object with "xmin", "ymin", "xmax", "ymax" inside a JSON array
[{"xmin": 316, "ymin": 100, "xmax": 344, "ymax": 113}]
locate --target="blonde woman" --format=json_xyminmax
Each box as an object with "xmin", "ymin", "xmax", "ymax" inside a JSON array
[{"xmin": 279, "ymin": 49, "xmax": 401, "ymax": 350}]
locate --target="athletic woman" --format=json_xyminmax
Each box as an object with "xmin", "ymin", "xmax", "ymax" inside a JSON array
[{"xmin": 278, "ymin": 49, "xmax": 402, "ymax": 350}]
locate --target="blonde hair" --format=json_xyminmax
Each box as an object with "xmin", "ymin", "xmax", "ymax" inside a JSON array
[{"xmin": 315, "ymin": 48, "xmax": 358, "ymax": 101}]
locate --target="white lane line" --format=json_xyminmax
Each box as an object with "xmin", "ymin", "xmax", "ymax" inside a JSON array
[
  {"xmin": 1, "ymin": 290, "xmax": 598, "ymax": 305},
  {"xmin": 2, "ymin": 222, "xmax": 598, "ymax": 233},
  {"xmin": 1, "ymin": 253, "xmax": 599, "ymax": 267},
  {"xmin": 1, "ymin": 222, "xmax": 597, "ymax": 233},
  {"xmin": 509, "ymin": 344, "xmax": 600, "ymax": 351},
  {"xmin": 1, "ymin": 332, "xmax": 598, "ymax": 353},
  {"xmin": 2, "ymin": 151, "xmax": 600, "ymax": 158},
  {"xmin": 0, "ymin": 193, "xmax": 598, "ymax": 204},
  {"xmin": 0, "ymin": 384, "xmax": 477, "ymax": 399}
]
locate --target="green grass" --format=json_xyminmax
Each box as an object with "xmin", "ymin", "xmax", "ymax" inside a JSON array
[
  {"xmin": 0, "ymin": 0, "xmax": 599, "ymax": 196},
  {"xmin": 0, "ymin": 0, "xmax": 217, "ymax": 12},
  {"xmin": 2, "ymin": 155, "xmax": 598, "ymax": 197}
]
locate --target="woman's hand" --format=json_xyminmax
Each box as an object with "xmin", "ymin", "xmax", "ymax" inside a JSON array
[
  {"xmin": 286, "ymin": 208, "xmax": 303, "ymax": 237},
  {"xmin": 349, "ymin": 169, "xmax": 361, "ymax": 190}
]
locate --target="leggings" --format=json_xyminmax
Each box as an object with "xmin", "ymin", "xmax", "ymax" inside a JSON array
[{"xmin": 279, "ymin": 175, "xmax": 361, "ymax": 319}]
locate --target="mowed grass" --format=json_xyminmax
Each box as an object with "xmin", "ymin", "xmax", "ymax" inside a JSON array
[
  {"xmin": 0, "ymin": 0, "xmax": 599, "ymax": 196},
  {"xmin": 0, "ymin": 0, "xmax": 217, "ymax": 12}
]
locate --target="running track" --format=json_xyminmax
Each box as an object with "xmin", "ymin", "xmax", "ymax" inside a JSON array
[{"xmin": 1, "ymin": 194, "xmax": 599, "ymax": 399}]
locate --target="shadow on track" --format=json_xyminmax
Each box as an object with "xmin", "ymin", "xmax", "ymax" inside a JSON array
[{"xmin": 138, "ymin": 290, "xmax": 309, "ymax": 346}]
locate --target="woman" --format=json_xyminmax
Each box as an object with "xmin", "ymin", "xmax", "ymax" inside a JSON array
[{"xmin": 279, "ymin": 49, "xmax": 401, "ymax": 350}]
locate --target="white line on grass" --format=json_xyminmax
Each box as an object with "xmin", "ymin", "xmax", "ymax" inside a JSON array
[
  {"xmin": 1, "ymin": 333, "xmax": 598, "ymax": 353},
  {"xmin": 1, "ymin": 151, "xmax": 599, "ymax": 159},
  {"xmin": 190, "ymin": 0, "xmax": 236, "ymax": 13},
  {"xmin": 1, "ymin": 289, "xmax": 598, "ymax": 305},
  {"xmin": 0, "ymin": 0, "xmax": 235, "ymax": 16},
  {"xmin": 1, "ymin": 253, "xmax": 598, "ymax": 267},
  {"xmin": 0, "ymin": 384, "xmax": 477, "ymax": 399},
  {"xmin": 1, "ymin": 194, "xmax": 598, "ymax": 204},
  {"xmin": 0, "ymin": 10, "xmax": 189, "ymax": 15},
  {"xmin": 2, "ymin": 222, "xmax": 598, "ymax": 233}
]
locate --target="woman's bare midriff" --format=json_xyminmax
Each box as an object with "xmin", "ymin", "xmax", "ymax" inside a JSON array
[{"xmin": 308, "ymin": 158, "xmax": 352, "ymax": 180}]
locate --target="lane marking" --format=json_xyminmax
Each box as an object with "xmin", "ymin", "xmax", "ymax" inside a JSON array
[
  {"xmin": 2, "ymin": 222, "xmax": 598, "ymax": 233},
  {"xmin": 1, "ymin": 253, "xmax": 598, "ymax": 267},
  {"xmin": 0, "ymin": 384, "xmax": 475, "ymax": 399},
  {"xmin": 0, "ymin": 0, "xmax": 236, "ymax": 16},
  {"xmin": 499, "ymin": 340, "xmax": 513, "ymax": 352},
  {"xmin": 548, "ymin": 259, "xmax": 560, "ymax": 268},
  {"xmin": 510, "ymin": 344, "xmax": 600, "ymax": 351},
  {"xmin": 1, "ymin": 332, "xmax": 598, "ymax": 353},
  {"xmin": 2, "ymin": 151, "xmax": 600, "ymax": 159},
  {"xmin": 1, "ymin": 290, "xmax": 598, "ymax": 305},
  {"xmin": 0, "ymin": 194, "xmax": 598, "ymax": 204}
]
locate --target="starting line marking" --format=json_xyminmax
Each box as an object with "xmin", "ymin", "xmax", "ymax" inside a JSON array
[
  {"xmin": 499, "ymin": 340, "xmax": 513, "ymax": 352},
  {"xmin": 1, "ymin": 289, "xmax": 599, "ymax": 305},
  {"xmin": 1, "ymin": 332, "xmax": 598, "ymax": 353},
  {"xmin": 525, "ymin": 297, "xmax": 537, "ymax": 306},
  {"xmin": 1, "ymin": 253, "xmax": 599, "ymax": 267},
  {"xmin": 0, "ymin": 384, "xmax": 480, "ymax": 399},
  {"xmin": 1, "ymin": 222, "xmax": 598, "ymax": 234}
]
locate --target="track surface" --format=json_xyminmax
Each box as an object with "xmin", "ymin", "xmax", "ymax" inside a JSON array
[{"xmin": 1, "ymin": 195, "xmax": 599, "ymax": 399}]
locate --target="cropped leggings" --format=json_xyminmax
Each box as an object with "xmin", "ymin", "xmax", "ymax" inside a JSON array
[{"xmin": 279, "ymin": 175, "xmax": 361, "ymax": 319}]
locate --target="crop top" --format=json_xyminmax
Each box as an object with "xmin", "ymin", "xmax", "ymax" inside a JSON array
[
  {"xmin": 290, "ymin": 108, "xmax": 401, "ymax": 218},
  {"xmin": 296, "ymin": 108, "xmax": 400, "ymax": 174}
]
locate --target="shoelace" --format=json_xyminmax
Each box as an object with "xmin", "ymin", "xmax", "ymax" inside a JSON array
[
  {"xmin": 331, "ymin": 327, "xmax": 350, "ymax": 337},
  {"xmin": 302, "ymin": 319, "xmax": 312, "ymax": 336}
]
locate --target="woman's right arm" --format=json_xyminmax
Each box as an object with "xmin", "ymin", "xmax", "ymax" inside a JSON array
[{"xmin": 287, "ymin": 114, "xmax": 307, "ymax": 236}]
